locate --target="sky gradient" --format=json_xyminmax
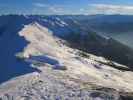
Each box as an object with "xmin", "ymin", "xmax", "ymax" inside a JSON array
[{"xmin": 0, "ymin": 0, "xmax": 133, "ymax": 15}]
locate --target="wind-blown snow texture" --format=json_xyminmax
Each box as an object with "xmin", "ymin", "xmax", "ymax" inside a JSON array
[{"xmin": 0, "ymin": 15, "xmax": 133, "ymax": 100}]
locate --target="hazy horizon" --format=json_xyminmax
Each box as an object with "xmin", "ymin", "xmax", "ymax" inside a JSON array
[{"xmin": 1, "ymin": 0, "xmax": 133, "ymax": 15}]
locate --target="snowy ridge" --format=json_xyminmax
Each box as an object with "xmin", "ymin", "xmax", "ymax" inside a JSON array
[{"xmin": 0, "ymin": 22, "xmax": 133, "ymax": 99}]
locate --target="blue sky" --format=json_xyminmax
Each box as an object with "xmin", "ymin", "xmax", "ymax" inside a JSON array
[{"xmin": 0, "ymin": 0, "xmax": 133, "ymax": 15}]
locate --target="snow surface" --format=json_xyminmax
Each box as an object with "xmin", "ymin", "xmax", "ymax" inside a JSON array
[{"xmin": 0, "ymin": 22, "xmax": 133, "ymax": 100}]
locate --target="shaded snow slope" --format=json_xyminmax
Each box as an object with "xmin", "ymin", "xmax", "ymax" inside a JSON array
[
  {"xmin": 1, "ymin": 22, "xmax": 133, "ymax": 99},
  {"xmin": 0, "ymin": 16, "xmax": 40, "ymax": 84}
]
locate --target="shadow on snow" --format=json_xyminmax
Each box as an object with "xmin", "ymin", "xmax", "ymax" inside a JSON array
[{"xmin": 0, "ymin": 15, "xmax": 41, "ymax": 84}]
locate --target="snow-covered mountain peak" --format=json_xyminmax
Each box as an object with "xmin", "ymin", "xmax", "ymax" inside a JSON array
[{"xmin": 1, "ymin": 15, "xmax": 133, "ymax": 99}]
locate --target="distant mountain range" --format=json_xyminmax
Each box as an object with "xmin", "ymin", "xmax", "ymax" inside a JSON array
[{"xmin": 65, "ymin": 15, "xmax": 133, "ymax": 48}]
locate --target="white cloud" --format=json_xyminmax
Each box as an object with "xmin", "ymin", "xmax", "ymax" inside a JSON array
[
  {"xmin": 87, "ymin": 4, "xmax": 133, "ymax": 15},
  {"xmin": 33, "ymin": 3, "xmax": 48, "ymax": 7},
  {"xmin": 33, "ymin": 3, "xmax": 133, "ymax": 15},
  {"xmin": 49, "ymin": 6, "xmax": 64, "ymax": 13},
  {"xmin": 80, "ymin": 8, "xmax": 85, "ymax": 12},
  {"xmin": 32, "ymin": 2, "xmax": 65, "ymax": 14}
]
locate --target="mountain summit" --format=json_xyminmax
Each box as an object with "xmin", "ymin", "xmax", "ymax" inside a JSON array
[{"xmin": 0, "ymin": 15, "xmax": 133, "ymax": 100}]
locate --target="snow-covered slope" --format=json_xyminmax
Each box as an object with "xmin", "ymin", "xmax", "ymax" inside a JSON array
[{"xmin": 0, "ymin": 22, "xmax": 133, "ymax": 100}]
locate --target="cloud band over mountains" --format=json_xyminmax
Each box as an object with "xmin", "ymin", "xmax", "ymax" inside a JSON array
[
  {"xmin": 33, "ymin": 3, "xmax": 133, "ymax": 15},
  {"xmin": 87, "ymin": 4, "xmax": 133, "ymax": 15},
  {"xmin": 1, "ymin": 2, "xmax": 133, "ymax": 15}
]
